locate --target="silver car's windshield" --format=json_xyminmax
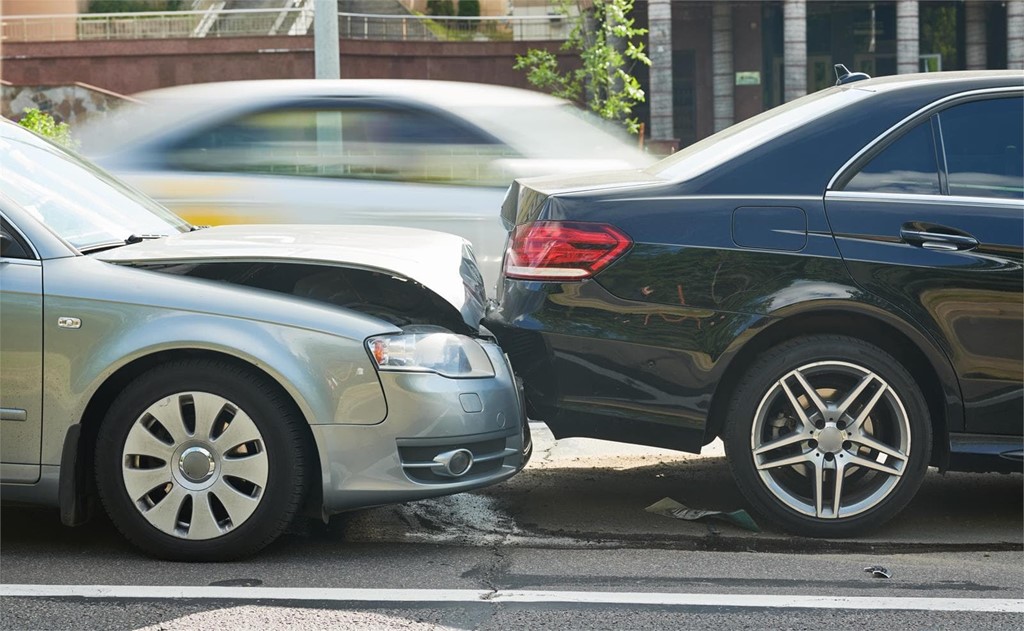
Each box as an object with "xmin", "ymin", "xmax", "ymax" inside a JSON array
[{"xmin": 0, "ymin": 122, "xmax": 189, "ymax": 252}]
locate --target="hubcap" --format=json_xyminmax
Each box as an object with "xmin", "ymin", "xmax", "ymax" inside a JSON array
[
  {"xmin": 179, "ymin": 446, "xmax": 215, "ymax": 483},
  {"xmin": 120, "ymin": 391, "xmax": 269, "ymax": 540},
  {"xmin": 750, "ymin": 361, "xmax": 910, "ymax": 520}
]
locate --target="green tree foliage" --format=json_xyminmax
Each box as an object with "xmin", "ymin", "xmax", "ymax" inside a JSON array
[
  {"xmin": 514, "ymin": 0, "xmax": 650, "ymax": 134},
  {"xmin": 920, "ymin": 3, "xmax": 958, "ymax": 70},
  {"xmin": 17, "ymin": 108, "xmax": 77, "ymax": 149},
  {"xmin": 426, "ymin": 0, "xmax": 455, "ymax": 17},
  {"xmin": 87, "ymin": 0, "xmax": 185, "ymax": 12},
  {"xmin": 457, "ymin": 0, "xmax": 480, "ymax": 18}
]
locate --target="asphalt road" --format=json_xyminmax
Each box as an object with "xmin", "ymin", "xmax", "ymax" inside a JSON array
[{"xmin": 2, "ymin": 424, "xmax": 1021, "ymax": 630}]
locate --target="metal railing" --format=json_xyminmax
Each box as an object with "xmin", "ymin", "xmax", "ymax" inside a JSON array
[
  {"xmin": 1, "ymin": 8, "xmax": 311, "ymax": 41},
  {"xmin": 1, "ymin": 9, "xmax": 571, "ymax": 43},
  {"xmin": 338, "ymin": 12, "xmax": 569, "ymax": 42}
]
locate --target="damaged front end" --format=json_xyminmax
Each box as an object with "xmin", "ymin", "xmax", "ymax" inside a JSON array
[
  {"xmin": 139, "ymin": 261, "xmax": 480, "ymax": 335},
  {"xmin": 94, "ymin": 225, "xmax": 529, "ymax": 513},
  {"xmin": 95, "ymin": 224, "xmax": 489, "ymax": 334}
]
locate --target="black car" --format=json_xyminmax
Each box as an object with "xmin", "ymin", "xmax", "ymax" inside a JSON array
[{"xmin": 486, "ymin": 70, "xmax": 1023, "ymax": 536}]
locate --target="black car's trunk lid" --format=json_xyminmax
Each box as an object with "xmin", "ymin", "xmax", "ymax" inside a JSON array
[{"xmin": 501, "ymin": 169, "xmax": 666, "ymax": 229}]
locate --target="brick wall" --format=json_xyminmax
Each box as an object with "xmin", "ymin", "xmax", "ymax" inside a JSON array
[{"xmin": 0, "ymin": 37, "xmax": 574, "ymax": 97}]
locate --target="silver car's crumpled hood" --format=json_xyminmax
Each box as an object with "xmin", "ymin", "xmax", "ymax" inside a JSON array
[{"xmin": 96, "ymin": 224, "xmax": 487, "ymax": 330}]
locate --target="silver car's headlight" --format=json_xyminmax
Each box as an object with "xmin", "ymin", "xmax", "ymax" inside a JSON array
[{"xmin": 366, "ymin": 332, "xmax": 495, "ymax": 378}]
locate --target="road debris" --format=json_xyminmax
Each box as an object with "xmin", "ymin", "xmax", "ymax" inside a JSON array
[
  {"xmin": 644, "ymin": 497, "xmax": 761, "ymax": 532},
  {"xmin": 864, "ymin": 565, "xmax": 893, "ymax": 579}
]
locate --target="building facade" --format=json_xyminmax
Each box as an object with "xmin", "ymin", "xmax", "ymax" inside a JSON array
[
  {"xmin": 2, "ymin": 0, "xmax": 84, "ymax": 41},
  {"xmin": 644, "ymin": 0, "xmax": 1023, "ymax": 148}
]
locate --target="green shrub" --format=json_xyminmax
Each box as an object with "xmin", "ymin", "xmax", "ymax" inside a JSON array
[
  {"xmin": 457, "ymin": 0, "xmax": 480, "ymax": 18},
  {"xmin": 17, "ymin": 108, "xmax": 77, "ymax": 149},
  {"xmin": 427, "ymin": 0, "xmax": 455, "ymax": 17},
  {"xmin": 87, "ymin": 0, "xmax": 185, "ymax": 12},
  {"xmin": 514, "ymin": 0, "xmax": 650, "ymax": 134}
]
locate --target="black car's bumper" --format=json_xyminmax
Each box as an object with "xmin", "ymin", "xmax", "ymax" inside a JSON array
[{"xmin": 484, "ymin": 278, "xmax": 768, "ymax": 453}]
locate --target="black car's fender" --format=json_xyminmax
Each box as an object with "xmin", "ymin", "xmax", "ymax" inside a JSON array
[{"xmin": 705, "ymin": 294, "xmax": 963, "ymax": 470}]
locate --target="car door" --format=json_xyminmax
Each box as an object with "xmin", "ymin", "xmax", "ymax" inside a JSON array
[
  {"xmin": 824, "ymin": 89, "xmax": 1024, "ymax": 435},
  {"xmin": 0, "ymin": 215, "xmax": 43, "ymax": 483}
]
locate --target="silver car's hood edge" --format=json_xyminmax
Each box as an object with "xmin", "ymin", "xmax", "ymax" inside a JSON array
[{"xmin": 96, "ymin": 225, "xmax": 487, "ymax": 331}]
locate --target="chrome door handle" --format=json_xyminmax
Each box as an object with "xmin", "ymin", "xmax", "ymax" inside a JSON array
[{"xmin": 899, "ymin": 228, "xmax": 979, "ymax": 251}]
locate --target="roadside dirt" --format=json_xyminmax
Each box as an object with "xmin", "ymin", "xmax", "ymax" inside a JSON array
[{"xmin": 341, "ymin": 424, "xmax": 1024, "ymax": 554}]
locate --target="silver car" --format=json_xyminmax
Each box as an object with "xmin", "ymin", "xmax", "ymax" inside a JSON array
[
  {"xmin": 0, "ymin": 120, "xmax": 528, "ymax": 561},
  {"xmin": 80, "ymin": 80, "xmax": 656, "ymax": 291}
]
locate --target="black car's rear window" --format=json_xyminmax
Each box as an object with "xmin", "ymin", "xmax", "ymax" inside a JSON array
[{"xmin": 648, "ymin": 87, "xmax": 871, "ymax": 183}]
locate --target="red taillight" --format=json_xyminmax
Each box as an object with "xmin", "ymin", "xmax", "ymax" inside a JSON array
[{"xmin": 504, "ymin": 221, "xmax": 632, "ymax": 281}]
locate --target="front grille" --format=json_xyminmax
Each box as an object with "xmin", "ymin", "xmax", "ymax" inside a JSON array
[{"xmin": 397, "ymin": 434, "xmax": 517, "ymax": 484}]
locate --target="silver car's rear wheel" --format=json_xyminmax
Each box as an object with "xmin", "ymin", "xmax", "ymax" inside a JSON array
[
  {"xmin": 724, "ymin": 335, "xmax": 931, "ymax": 537},
  {"xmin": 96, "ymin": 360, "xmax": 308, "ymax": 560},
  {"xmin": 122, "ymin": 392, "xmax": 269, "ymax": 540}
]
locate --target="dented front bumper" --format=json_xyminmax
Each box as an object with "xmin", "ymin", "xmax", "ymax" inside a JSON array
[{"xmin": 311, "ymin": 340, "xmax": 529, "ymax": 514}]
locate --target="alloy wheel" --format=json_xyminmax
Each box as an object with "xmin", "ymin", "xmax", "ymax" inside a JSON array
[{"xmin": 750, "ymin": 360, "xmax": 911, "ymax": 520}]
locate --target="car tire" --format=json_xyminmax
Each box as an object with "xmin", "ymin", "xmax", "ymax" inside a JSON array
[
  {"xmin": 723, "ymin": 335, "xmax": 931, "ymax": 537},
  {"xmin": 95, "ymin": 359, "xmax": 308, "ymax": 560}
]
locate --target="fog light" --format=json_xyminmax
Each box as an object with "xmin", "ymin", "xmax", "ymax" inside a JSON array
[{"xmin": 433, "ymin": 449, "xmax": 474, "ymax": 477}]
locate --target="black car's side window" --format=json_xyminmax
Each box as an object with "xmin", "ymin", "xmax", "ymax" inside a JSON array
[
  {"xmin": 936, "ymin": 96, "xmax": 1024, "ymax": 200},
  {"xmin": 844, "ymin": 120, "xmax": 941, "ymax": 195}
]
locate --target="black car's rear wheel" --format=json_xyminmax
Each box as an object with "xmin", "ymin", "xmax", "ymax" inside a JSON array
[
  {"xmin": 95, "ymin": 360, "xmax": 308, "ymax": 561},
  {"xmin": 723, "ymin": 335, "xmax": 931, "ymax": 536}
]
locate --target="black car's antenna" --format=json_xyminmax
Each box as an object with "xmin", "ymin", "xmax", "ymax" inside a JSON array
[{"xmin": 834, "ymin": 64, "xmax": 872, "ymax": 86}]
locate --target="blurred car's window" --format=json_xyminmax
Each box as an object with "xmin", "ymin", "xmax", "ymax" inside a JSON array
[
  {"xmin": 0, "ymin": 126, "xmax": 189, "ymax": 252},
  {"xmin": 344, "ymin": 108, "xmax": 496, "ymax": 145},
  {"xmin": 844, "ymin": 120, "xmax": 941, "ymax": 195},
  {"xmin": 165, "ymin": 105, "xmax": 515, "ymax": 186},
  {"xmin": 454, "ymin": 103, "xmax": 640, "ymax": 159},
  {"xmin": 937, "ymin": 96, "xmax": 1024, "ymax": 200}
]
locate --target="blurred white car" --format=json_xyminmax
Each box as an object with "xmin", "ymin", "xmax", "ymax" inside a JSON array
[{"xmin": 81, "ymin": 80, "xmax": 655, "ymax": 290}]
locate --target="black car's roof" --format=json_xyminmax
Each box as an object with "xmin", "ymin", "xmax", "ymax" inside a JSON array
[
  {"xmin": 508, "ymin": 71, "xmax": 1024, "ymax": 205},
  {"xmin": 847, "ymin": 70, "xmax": 1022, "ymax": 92},
  {"xmin": 649, "ymin": 70, "xmax": 1024, "ymax": 197}
]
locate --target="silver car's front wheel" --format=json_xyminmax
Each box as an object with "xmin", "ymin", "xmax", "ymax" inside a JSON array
[
  {"xmin": 121, "ymin": 392, "xmax": 269, "ymax": 540},
  {"xmin": 96, "ymin": 360, "xmax": 308, "ymax": 561},
  {"xmin": 724, "ymin": 335, "xmax": 931, "ymax": 537}
]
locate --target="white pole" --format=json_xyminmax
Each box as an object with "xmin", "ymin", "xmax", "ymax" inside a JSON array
[
  {"xmin": 965, "ymin": 0, "xmax": 987, "ymax": 70},
  {"xmin": 712, "ymin": 2, "xmax": 734, "ymax": 132},
  {"xmin": 896, "ymin": 1, "xmax": 920, "ymax": 75},
  {"xmin": 314, "ymin": 0, "xmax": 340, "ymax": 79},
  {"xmin": 783, "ymin": 0, "xmax": 807, "ymax": 103},
  {"xmin": 1009, "ymin": 0, "xmax": 1024, "ymax": 70}
]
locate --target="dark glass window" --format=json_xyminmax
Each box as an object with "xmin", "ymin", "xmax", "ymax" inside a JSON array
[
  {"xmin": 672, "ymin": 50, "xmax": 697, "ymax": 147},
  {"xmin": 938, "ymin": 97, "xmax": 1024, "ymax": 200},
  {"xmin": 845, "ymin": 120, "xmax": 941, "ymax": 195},
  {"xmin": 0, "ymin": 218, "xmax": 32, "ymax": 260}
]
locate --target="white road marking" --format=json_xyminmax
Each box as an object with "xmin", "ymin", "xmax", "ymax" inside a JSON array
[{"xmin": 1, "ymin": 584, "xmax": 1021, "ymax": 613}]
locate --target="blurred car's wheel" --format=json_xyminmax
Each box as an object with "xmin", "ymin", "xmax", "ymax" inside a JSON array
[
  {"xmin": 724, "ymin": 335, "xmax": 931, "ymax": 536},
  {"xmin": 96, "ymin": 359, "xmax": 307, "ymax": 560}
]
